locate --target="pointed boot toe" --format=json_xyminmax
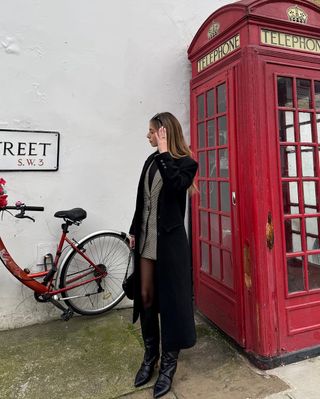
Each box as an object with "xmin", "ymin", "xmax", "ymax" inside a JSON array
[
  {"xmin": 153, "ymin": 373, "xmax": 172, "ymax": 398},
  {"xmin": 134, "ymin": 365, "xmax": 150, "ymax": 387},
  {"xmin": 134, "ymin": 357, "xmax": 158, "ymax": 387},
  {"xmin": 153, "ymin": 351, "xmax": 179, "ymax": 398}
]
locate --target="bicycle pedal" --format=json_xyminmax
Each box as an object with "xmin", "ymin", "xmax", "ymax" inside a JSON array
[{"xmin": 61, "ymin": 308, "xmax": 74, "ymax": 321}]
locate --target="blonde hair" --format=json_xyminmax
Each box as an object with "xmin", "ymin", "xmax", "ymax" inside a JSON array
[{"xmin": 150, "ymin": 112, "xmax": 197, "ymax": 193}]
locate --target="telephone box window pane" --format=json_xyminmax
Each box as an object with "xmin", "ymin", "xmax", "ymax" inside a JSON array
[
  {"xmin": 217, "ymin": 83, "xmax": 226, "ymax": 113},
  {"xmin": 220, "ymin": 182, "xmax": 230, "ymax": 212},
  {"xmin": 200, "ymin": 211, "xmax": 208, "ymax": 239},
  {"xmin": 308, "ymin": 254, "xmax": 320, "ymax": 290},
  {"xmin": 199, "ymin": 181, "xmax": 207, "ymax": 208},
  {"xmin": 301, "ymin": 147, "xmax": 315, "ymax": 177},
  {"xmin": 223, "ymin": 250, "xmax": 233, "ymax": 288},
  {"xmin": 198, "ymin": 123, "xmax": 205, "ymax": 148},
  {"xmin": 197, "ymin": 94, "xmax": 205, "ymax": 120},
  {"xmin": 285, "ymin": 218, "xmax": 301, "ymax": 253},
  {"xmin": 299, "ymin": 113, "xmax": 312, "ymax": 142},
  {"xmin": 219, "ymin": 149, "xmax": 229, "ymax": 178},
  {"xmin": 315, "ymin": 82, "xmax": 320, "ymax": 110},
  {"xmin": 209, "ymin": 181, "xmax": 217, "ymax": 210},
  {"xmin": 210, "ymin": 213, "xmax": 219, "ymax": 243},
  {"xmin": 207, "ymin": 89, "xmax": 215, "ymax": 117},
  {"xmin": 287, "ymin": 256, "xmax": 304, "ymax": 293},
  {"xmin": 290, "ymin": 206, "xmax": 299, "ymax": 214},
  {"xmin": 208, "ymin": 120, "xmax": 215, "ymax": 147},
  {"xmin": 279, "ymin": 111, "xmax": 295, "ymax": 142},
  {"xmin": 317, "ymin": 114, "xmax": 320, "ymax": 142},
  {"xmin": 218, "ymin": 116, "xmax": 227, "ymax": 145},
  {"xmin": 201, "ymin": 242, "xmax": 209, "ymax": 272},
  {"xmin": 305, "ymin": 217, "xmax": 320, "ymax": 251},
  {"xmin": 221, "ymin": 216, "xmax": 231, "ymax": 250},
  {"xmin": 198, "ymin": 152, "xmax": 206, "ymax": 177},
  {"xmin": 282, "ymin": 181, "xmax": 299, "ymax": 215},
  {"xmin": 211, "ymin": 246, "xmax": 220, "ymax": 279},
  {"xmin": 303, "ymin": 181, "xmax": 317, "ymax": 213},
  {"xmin": 297, "ymin": 79, "xmax": 311, "ymax": 109},
  {"xmin": 208, "ymin": 150, "xmax": 216, "ymax": 177},
  {"xmin": 280, "ymin": 146, "xmax": 297, "ymax": 177},
  {"xmin": 278, "ymin": 77, "xmax": 293, "ymax": 107}
]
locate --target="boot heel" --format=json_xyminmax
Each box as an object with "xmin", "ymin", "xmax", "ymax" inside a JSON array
[{"xmin": 155, "ymin": 360, "xmax": 159, "ymax": 369}]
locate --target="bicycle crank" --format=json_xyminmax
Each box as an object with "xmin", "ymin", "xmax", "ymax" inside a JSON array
[
  {"xmin": 49, "ymin": 297, "xmax": 74, "ymax": 321},
  {"xmin": 34, "ymin": 292, "xmax": 51, "ymax": 303}
]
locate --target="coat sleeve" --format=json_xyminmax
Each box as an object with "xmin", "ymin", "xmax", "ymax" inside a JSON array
[{"xmin": 154, "ymin": 152, "xmax": 198, "ymax": 191}]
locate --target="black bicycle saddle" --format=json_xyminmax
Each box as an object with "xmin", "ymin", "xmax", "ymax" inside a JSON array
[{"xmin": 54, "ymin": 208, "xmax": 87, "ymax": 222}]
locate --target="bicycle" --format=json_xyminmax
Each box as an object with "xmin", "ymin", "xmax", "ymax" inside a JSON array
[{"xmin": 0, "ymin": 202, "xmax": 133, "ymax": 321}]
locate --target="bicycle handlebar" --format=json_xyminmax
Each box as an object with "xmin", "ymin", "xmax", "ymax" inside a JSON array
[
  {"xmin": 1, "ymin": 203, "xmax": 44, "ymax": 222},
  {"xmin": 4, "ymin": 205, "xmax": 44, "ymax": 212}
]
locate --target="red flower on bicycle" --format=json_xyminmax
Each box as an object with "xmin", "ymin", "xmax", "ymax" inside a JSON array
[
  {"xmin": 0, "ymin": 178, "xmax": 8, "ymax": 208},
  {"xmin": 0, "ymin": 196, "xmax": 7, "ymax": 207}
]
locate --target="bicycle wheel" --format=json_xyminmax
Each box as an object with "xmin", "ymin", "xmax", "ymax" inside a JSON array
[{"xmin": 60, "ymin": 232, "xmax": 132, "ymax": 315}]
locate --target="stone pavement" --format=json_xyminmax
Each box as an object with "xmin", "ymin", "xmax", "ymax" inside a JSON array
[
  {"xmin": 0, "ymin": 307, "xmax": 317, "ymax": 399},
  {"xmin": 266, "ymin": 356, "xmax": 320, "ymax": 399}
]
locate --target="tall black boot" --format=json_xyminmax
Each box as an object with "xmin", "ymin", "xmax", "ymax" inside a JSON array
[
  {"xmin": 153, "ymin": 350, "xmax": 179, "ymax": 398},
  {"xmin": 134, "ymin": 307, "xmax": 160, "ymax": 387}
]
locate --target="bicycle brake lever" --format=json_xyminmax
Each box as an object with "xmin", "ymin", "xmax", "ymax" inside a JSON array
[{"xmin": 15, "ymin": 214, "xmax": 35, "ymax": 222}]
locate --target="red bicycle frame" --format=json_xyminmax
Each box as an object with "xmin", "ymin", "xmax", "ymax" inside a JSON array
[{"xmin": 0, "ymin": 230, "xmax": 107, "ymax": 297}]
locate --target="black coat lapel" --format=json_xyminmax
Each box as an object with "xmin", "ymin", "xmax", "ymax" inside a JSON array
[{"xmin": 136, "ymin": 151, "xmax": 158, "ymax": 202}]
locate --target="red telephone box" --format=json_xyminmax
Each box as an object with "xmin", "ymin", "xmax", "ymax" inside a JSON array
[{"xmin": 188, "ymin": 0, "xmax": 320, "ymax": 367}]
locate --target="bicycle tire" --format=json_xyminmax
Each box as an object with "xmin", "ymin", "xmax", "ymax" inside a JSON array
[{"xmin": 59, "ymin": 232, "xmax": 132, "ymax": 315}]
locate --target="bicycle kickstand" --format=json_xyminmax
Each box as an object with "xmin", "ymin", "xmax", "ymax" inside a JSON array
[{"xmin": 49, "ymin": 297, "xmax": 74, "ymax": 321}]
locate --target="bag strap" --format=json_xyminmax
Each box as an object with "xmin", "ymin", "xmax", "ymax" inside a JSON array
[{"xmin": 124, "ymin": 251, "xmax": 133, "ymax": 279}]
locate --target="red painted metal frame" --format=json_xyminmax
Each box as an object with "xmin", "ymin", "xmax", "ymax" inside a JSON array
[
  {"xmin": 0, "ymin": 239, "xmax": 47, "ymax": 293},
  {"xmin": 0, "ymin": 232, "xmax": 106, "ymax": 297}
]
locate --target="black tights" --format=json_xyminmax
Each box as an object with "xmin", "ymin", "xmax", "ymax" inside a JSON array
[
  {"xmin": 139, "ymin": 257, "xmax": 159, "ymax": 346},
  {"xmin": 140, "ymin": 257, "xmax": 156, "ymax": 309}
]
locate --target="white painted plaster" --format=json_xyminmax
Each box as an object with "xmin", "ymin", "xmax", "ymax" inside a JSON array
[
  {"xmin": 0, "ymin": 36, "xmax": 20, "ymax": 54},
  {"xmin": 0, "ymin": 0, "xmax": 233, "ymax": 329}
]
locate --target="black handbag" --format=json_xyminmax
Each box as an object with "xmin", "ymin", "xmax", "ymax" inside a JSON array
[
  {"xmin": 122, "ymin": 271, "xmax": 135, "ymax": 300},
  {"xmin": 122, "ymin": 251, "xmax": 135, "ymax": 300}
]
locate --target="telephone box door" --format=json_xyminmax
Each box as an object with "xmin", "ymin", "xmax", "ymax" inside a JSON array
[
  {"xmin": 267, "ymin": 63, "xmax": 320, "ymax": 352},
  {"xmin": 191, "ymin": 69, "xmax": 244, "ymax": 344}
]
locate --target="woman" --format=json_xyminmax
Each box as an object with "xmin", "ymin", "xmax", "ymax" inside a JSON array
[{"xmin": 129, "ymin": 112, "xmax": 198, "ymax": 398}]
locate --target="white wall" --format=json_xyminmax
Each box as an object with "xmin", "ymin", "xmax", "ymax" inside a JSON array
[{"xmin": 0, "ymin": 0, "xmax": 232, "ymax": 329}]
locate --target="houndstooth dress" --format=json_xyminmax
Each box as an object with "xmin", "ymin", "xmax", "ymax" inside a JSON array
[{"xmin": 139, "ymin": 161, "xmax": 163, "ymax": 260}]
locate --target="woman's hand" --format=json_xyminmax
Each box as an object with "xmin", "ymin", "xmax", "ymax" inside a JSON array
[
  {"xmin": 129, "ymin": 235, "xmax": 135, "ymax": 249},
  {"xmin": 155, "ymin": 126, "xmax": 168, "ymax": 153}
]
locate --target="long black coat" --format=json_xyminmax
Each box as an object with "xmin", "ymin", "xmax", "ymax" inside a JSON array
[{"xmin": 129, "ymin": 151, "xmax": 198, "ymax": 351}]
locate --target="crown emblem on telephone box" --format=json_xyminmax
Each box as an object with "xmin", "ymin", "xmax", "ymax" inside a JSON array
[
  {"xmin": 287, "ymin": 5, "xmax": 308, "ymax": 24},
  {"xmin": 208, "ymin": 22, "xmax": 220, "ymax": 40}
]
